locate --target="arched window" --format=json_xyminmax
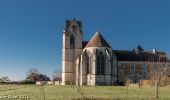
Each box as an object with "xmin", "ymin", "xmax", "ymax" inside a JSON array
[
  {"xmin": 97, "ymin": 52, "xmax": 105, "ymax": 74},
  {"xmin": 85, "ymin": 53, "xmax": 90, "ymax": 74},
  {"xmin": 72, "ymin": 25, "xmax": 77, "ymax": 33},
  {"xmin": 70, "ymin": 34, "xmax": 75, "ymax": 49}
]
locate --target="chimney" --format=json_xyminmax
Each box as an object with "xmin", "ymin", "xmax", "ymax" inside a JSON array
[{"xmin": 152, "ymin": 48, "xmax": 156, "ymax": 54}]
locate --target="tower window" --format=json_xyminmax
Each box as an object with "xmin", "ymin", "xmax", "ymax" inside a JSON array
[
  {"xmin": 70, "ymin": 34, "xmax": 75, "ymax": 49},
  {"xmin": 72, "ymin": 25, "xmax": 77, "ymax": 32},
  {"xmin": 97, "ymin": 52, "xmax": 105, "ymax": 74},
  {"xmin": 70, "ymin": 34, "xmax": 74, "ymax": 44}
]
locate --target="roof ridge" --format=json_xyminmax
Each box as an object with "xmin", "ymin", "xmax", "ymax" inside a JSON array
[{"xmin": 97, "ymin": 32, "xmax": 102, "ymax": 46}]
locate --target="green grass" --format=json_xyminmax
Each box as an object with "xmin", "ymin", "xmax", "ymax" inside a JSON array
[{"xmin": 0, "ymin": 85, "xmax": 170, "ymax": 100}]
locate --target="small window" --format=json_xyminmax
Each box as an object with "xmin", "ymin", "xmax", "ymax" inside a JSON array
[
  {"xmin": 130, "ymin": 63, "xmax": 135, "ymax": 71},
  {"xmin": 161, "ymin": 63, "xmax": 166, "ymax": 68},
  {"xmin": 153, "ymin": 63, "xmax": 157, "ymax": 70},
  {"xmin": 142, "ymin": 63, "xmax": 147, "ymax": 71}
]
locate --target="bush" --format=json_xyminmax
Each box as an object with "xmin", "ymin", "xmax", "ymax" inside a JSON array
[
  {"xmin": 112, "ymin": 82, "xmax": 119, "ymax": 86},
  {"xmin": 118, "ymin": 81, "xmax": 126, "ymax": 86},
  {"xmin": 26, "ymin": 73, "xmax": 50, "ymax": 81},
  {"xmin": 0, "ymin": 82, "xmax": 7, "ymax": 84},
  {"xmin": 19, "ymin": 80, "xmax": 36, "ymax": 85}
]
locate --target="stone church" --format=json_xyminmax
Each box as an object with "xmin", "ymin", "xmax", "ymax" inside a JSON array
[{"xmin": 62, "ymin": 19, "xmax": 169, "ymax": 86}]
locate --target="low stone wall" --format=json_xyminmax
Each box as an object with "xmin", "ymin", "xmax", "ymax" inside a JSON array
[
  {"xmin": 159, "ymin": 77, "xmax": 170, "ymax": 86},
  {"xmin": 36, "ymin": 81, "xmax": 46, "ymax": 85},
  {"xmin": 139, "ymin": 80, "xmax": 151, "ymax": 87},
  {"xmin": 36, "ymin": 81, "xmax": 62, "ymax": 85},
  {"xmin": 129, "ymin": 83, "xmax": 139, "ymax": 87},
  {"xmin": 54, "ymin": 81, "xmax": 61, "ymax": 85},
  {"xmin": 139, "ymin": 78, "xmax": 170, "ymax": 87},
  {"xmin": 47, "ymin": 81, "xmax": 54, "ymax": 85}
]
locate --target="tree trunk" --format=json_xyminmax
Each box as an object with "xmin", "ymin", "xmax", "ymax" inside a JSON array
[
  {"xmin": 127, "ymin": 85, "xmax": 128, "ymax": 94},
  {"xmin": 156, "ymin": 84, "xmax": 159, "ymax": 99}
]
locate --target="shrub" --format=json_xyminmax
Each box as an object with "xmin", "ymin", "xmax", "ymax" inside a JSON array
[
  {"xmin": 19, "ymin": 80, "xmax": 36, "ymax": 85},
  {"xmin": 118, "ymin": 81, "xmax": 126, "ymax": 86}
]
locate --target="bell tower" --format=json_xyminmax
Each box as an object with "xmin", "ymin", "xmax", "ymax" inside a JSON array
[{"xmin": 62, "ymin": 19, "xmax": 83, "ymax": 85}]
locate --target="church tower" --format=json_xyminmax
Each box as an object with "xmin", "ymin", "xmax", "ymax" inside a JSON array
[{"xmin": 62, "ymin": 19, "xmax": 83, "ymax": 85}]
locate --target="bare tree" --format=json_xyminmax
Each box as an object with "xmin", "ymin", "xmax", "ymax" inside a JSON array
[
  {"xmin": 52, "ymin": 69, "xmax": 62, "ymax": 81},
  {"xmin": 125, "ymin": 80, "xmax": 131, "ymax": 95},
  {"xmin": 0, "ymin": 76, "xmax": 10, "ymax": 82},
  {"xmin": 147, "ymin": 56, "xmax": 170, "ymax": 99},
  {"xmin": 26, "ymin": 68, "xmax": 50, "ymax": 81},
  {"xmin": 26, "ymin": 68, "xmax": 39, "ymax": 77}
]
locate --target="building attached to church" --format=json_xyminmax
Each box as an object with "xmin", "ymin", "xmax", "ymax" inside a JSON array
[{"xmin": 61, "ymin": 19, "xmax": 169, "ymax": 86}]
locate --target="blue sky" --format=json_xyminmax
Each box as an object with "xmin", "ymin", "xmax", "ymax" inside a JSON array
[{"xmin": 0, "ymin": 0, "xmax": 170, "ymax": 81}]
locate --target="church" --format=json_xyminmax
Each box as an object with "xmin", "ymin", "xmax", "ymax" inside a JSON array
[{"xmin": 61, "ymin": 19, "xmax": 169, "ymax": 86}]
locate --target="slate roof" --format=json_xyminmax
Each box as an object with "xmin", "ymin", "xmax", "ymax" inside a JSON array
[
  {"xmin": 85, "ymin": 32, "xmax": 111, "ymax": 48},
  {"xmin": 113, "ymin": 50, "xmax": 169, "ymax": 62}
]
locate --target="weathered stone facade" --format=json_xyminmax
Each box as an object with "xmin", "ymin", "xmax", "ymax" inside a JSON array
[{"xmin": 62, "ymin": 19, "xmax": 82, "ymax": 85}]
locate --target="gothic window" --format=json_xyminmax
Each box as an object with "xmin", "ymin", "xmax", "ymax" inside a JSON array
[
  {"xmin": 85, "ymin": 53, "xmax": 90, "ymax": 74},
  {"xmin": 97, "ymin": 52, "xmax": 105, "ymax": 74},
  {"xmin": 72, "ymin": 25, "xmax": 77, "ymax": 33},
  {"xmin": 101, "ymin": 56, "xmax": 105, "ymax": 74},
  {"xmin": 70, "ymin": 34, "xmax": 75, "ymax": 49}
]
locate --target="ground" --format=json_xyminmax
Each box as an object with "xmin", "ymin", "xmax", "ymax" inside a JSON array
[{"xmin": 0, "ymin": 85, "xmax": 170, "ymax": 100}]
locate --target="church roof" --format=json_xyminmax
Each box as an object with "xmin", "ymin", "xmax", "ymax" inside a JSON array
[
  {"xmin": 113, "ymin": 50, "xmax": 169, "ymax": 62},
  {"xmin": 85, "ymin": 31, "xmax": 111, "ymax": 48}
]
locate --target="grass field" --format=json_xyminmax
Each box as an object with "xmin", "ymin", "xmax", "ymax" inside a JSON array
[{"xmin": 0, "ymin": 85, "xmax": 170, "ymax": 100}]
